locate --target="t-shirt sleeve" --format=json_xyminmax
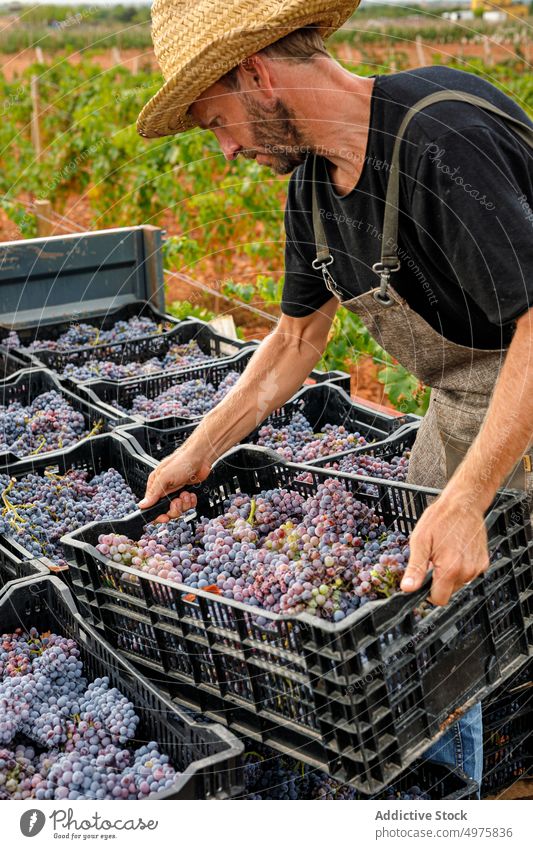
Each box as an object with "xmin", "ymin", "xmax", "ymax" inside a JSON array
[
  {"xmin": 410, "ymin": 122, "xmax": 533, "ymax": 327},
  {"xmin": 281, "ymin": 171, "xmax": 333, "ymax": 317}
]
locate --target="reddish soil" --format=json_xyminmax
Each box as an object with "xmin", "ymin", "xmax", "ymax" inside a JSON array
[
  {"xmin": 335, "ymin": 37, "xmax": 529, "ymax": 70},
  {"xmin": 0, "ymin": 47, "xmax": 159, "ymax": 82}
]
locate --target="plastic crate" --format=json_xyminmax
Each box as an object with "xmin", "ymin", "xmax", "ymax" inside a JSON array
[
  {"xmin": 0, "ymin": 547, "xmax": 50, "ymax": 598},
  {"xmin": 238, "ymin": 752, "xmax": 478, "ymax": 800},
  {"xmin": 36, "ymin": 318, "xmax": 256, "ymax": 381},
  {"xmin": 0, "ymin": 300, "xmax": 180, "ymax": 369},
  {"xmin": 77, "ymin": 351, "xmax": 352, "ymax": 425},
  {"xmin": 0, "ymin": 431, "xmax": 155, "ymax": 623},
  {"xmin": 0, "ymin": 576, "xmax": 243, "ymax": 799},
  {"xmin": 117, "ymin": 383, "xmax": 416, "ymax": 465},
  {"xmin": 365, "ymin": 760, "xmax": 479, "ymax": 800},
  {"xmin": 62, "ymin": 445, "xmax": 533, "ymax": 794},
  {"xmin": 307, "ymin": 420, "xmax": 420, "ymax": 471},
  {"xmin": 0, "ymin": 348, "xmax": 27, "ymax": 380},
  {"xmin": 0, "ymin": 368, "xmax": 129, "ymax": 463},
  {"xmin": 480, "ymin": 657, "xmax": 533, "ymax": 796},
  {"xmin": 0, "ymin": 226, "xmax": 166, "ymax": 325},
  {"xmin": 481, "ymin": 755, "xmax": 532, "ymax": 797}
]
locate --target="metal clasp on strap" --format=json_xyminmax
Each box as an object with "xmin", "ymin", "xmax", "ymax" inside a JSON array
[
  {"xmin": 312, "ymin": 254, "xmax": 345, "ymax": 301},
  {"xmin": 371, "ymin": 259, "xmax": 401, "ymax": 306}
]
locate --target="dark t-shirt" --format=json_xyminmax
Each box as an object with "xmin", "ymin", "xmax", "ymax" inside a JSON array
[{"xmin": 281, "ymin": 65, "xmax": 533, "ymax": 349}]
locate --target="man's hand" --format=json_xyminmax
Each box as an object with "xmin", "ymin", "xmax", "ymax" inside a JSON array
[
  {"xmin": 400, "ymin": 495, "xmax": 490, "ymax": 605},
  {"xmin": 137, "ymin": 446, "xmax": 212, "ymax": 523}
]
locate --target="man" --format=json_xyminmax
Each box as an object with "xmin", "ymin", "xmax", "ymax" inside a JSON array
[{"xmin": 136, "ymin": 0, "xmax": 533, "ymax": 790}]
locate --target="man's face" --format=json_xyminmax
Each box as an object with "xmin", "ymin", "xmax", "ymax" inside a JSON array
[{"xmin": 189, "ymin": 81, "xmax": 311, "ymax": 175}]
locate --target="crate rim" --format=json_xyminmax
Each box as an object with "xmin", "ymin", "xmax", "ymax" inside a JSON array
[{"xmin": 0, "ymin": 575, "xmax": 244, "ymax": 798}]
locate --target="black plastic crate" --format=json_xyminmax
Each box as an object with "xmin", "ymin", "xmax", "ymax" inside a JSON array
[
  {"xmin": 481, "ymin": 756, "xmax": 532, "ymax": 797},
  {"xmin": 77, "ymin": 351, "xmax": 352, "ymax": 425},
  {"xmin": 0, "ymin": 576, "xmax": 243, "ymax": 799},
  {"xmin": 62, "ymin": 445, "xmax": 533, "ymax": 794},
  {"xmin": 117, "ymin": 383, "xmax": 415, "ymax": 465},
  {"xmin": 0, "ymin": 348, "xmax": 27, "ymax": 380},
  {"xmin": 0, "ymin": 547, "xmax": 50, "ymax": 597},
  {"xmin": 363, "ymin": 760, "xmax": 478, "ymax": 800},
  {"xmin": 483, "ymin": 656, "xmax": 533, "ymax": 722},
  {"xmin": 0, "ymin": 300, "xmax": 180, "ymax": 369},
  {"xmin": 307, "ymin": 420, "xmax": 420, "ymax": 471},
  {"xmin": 0, "ymin": 431, "xmax": 155, "ymax": 623},
  {"xmin": 39, "ymin": 318, "xmax": 255, "ymax": 381},
  {"xmin": 0, "ymin": 367, "xmax": 130, "ymax": 463},
  {"xmin": 238, "ymin": 750, "xmax": 478, "ymax": 800},
  {"xmin": 480, "ymin": 657, "xmax": 532, "ymax": 796},
  {"xmin": 77, "ymin": 348, "xmax": 255, "ymax": 423}
]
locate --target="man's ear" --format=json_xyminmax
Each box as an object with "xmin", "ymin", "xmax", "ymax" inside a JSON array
[{"xmin": 237, "ymin": 54, "xmax": 275, "ymax": 99}]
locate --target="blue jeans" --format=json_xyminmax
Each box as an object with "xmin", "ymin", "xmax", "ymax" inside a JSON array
[{"xmin": 420, "ymin": 702, "xmax": 483, "ymax": 798}]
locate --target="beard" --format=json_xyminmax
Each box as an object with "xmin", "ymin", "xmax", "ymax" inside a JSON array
[{"xmin": 239, "ymin": 93, "xmax": 311, "ymax": 175}]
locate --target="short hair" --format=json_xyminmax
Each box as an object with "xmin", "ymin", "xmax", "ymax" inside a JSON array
[{"xmin": 220, "ymin": 26, "xmax": 330, "ymax": 90}]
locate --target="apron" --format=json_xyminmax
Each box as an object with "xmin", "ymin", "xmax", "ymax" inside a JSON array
[{"xmin": 310, "ymin": 90, "xmax": 533, "ymax": 512}]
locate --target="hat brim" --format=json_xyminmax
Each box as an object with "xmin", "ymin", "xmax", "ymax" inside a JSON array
[{"xmin": 137, "ymin": 5, "xmax": 360, "ymax": 138}]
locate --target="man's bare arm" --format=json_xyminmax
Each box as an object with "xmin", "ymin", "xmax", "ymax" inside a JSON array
[
  {"xmin": 138, "ymin": 297, "xmax": 338, "ymax": 518},
  {"xmin": 401, "ymin": 305, "xmax": 533, "ymax": 605}
]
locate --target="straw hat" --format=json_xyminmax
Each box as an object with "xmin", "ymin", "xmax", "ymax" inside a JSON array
[{"xmin": 137, "ymin": 0, "xmax": 361, "ymax": 138}]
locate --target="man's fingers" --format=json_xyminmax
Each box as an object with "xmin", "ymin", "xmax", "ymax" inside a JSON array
[
  {"xmin": 138, "ymin": 470, "xmax": 164, "ymax": 509},
  {"xmin": 150, "ymin": 491, "xmax": 198, "ymax": 524},
  {"xmin": 401, "ymin": 561, "xmax": 428, "ymax": 592},
  {"xmin": 427, "ymin": 564, "xmax": 461, "ymax": 606},
  {"xmin": 401, "ymin": 531, "xmax": 431, "ymax": 591},
  {"xmin": 167, "ymin": 494, "xmax": 195, "ymax": 519},
  {"xmin": 430, "ymin": 564, "xmax": 484, "ymax": 606}
]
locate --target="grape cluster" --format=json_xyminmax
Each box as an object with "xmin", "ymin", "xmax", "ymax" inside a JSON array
[
  {"xmin": 62, "ymin": 340, "xmax": 212, "ymax": 383},
  {"xmin": 0, "ymin": 390, "xmax": 98, "ymax": 457},
  {"xmin": 0, "ymin": 467, "xmax": 138, "ymax": 563},
  {"xmin": 0, "ymin": 628, "xmax": 179, "ymax": 800},
  {"xmin": 334, "ymin": 448, "xmax": 411, "ymax": 481},
  {"xmin": 5, "ymin": 316, "xmax": 172, "ymax": 353},
  {"xmin": 295, "ymin": 448, "xmax": 411, "ymax": 498},
  {"xmin": 256, "ymin": 411, "xmax": 369, "ymax": 462},
  {"xmin": 114, "ymin": 370, "xmax": 240, "ymax": 419},
  {"xmin": 241, "ymin": 742, "xmax": 432, "ymax": 800},
  {"xmin": 97, "ymin": 479, "xmax": 411, "ymax": 622}
]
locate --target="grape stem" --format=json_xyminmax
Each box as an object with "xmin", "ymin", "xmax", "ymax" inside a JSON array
[{"xmin": 246, "ymin": 498, "xmax": 257, "ymax": 526}]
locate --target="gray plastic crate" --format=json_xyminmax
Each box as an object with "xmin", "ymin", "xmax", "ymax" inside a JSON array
[{"xmin": 0, "ymin": 226, "xmax": 165, "ymax": 328}]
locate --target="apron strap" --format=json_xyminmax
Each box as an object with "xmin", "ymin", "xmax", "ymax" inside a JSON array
[
  {"xmin": 310, "ymin": 89, "xmax": 533, "ymax": 303},
  {"xmin": 311, "ymin": 154, "xmax": 346, "ymax": 300}
]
